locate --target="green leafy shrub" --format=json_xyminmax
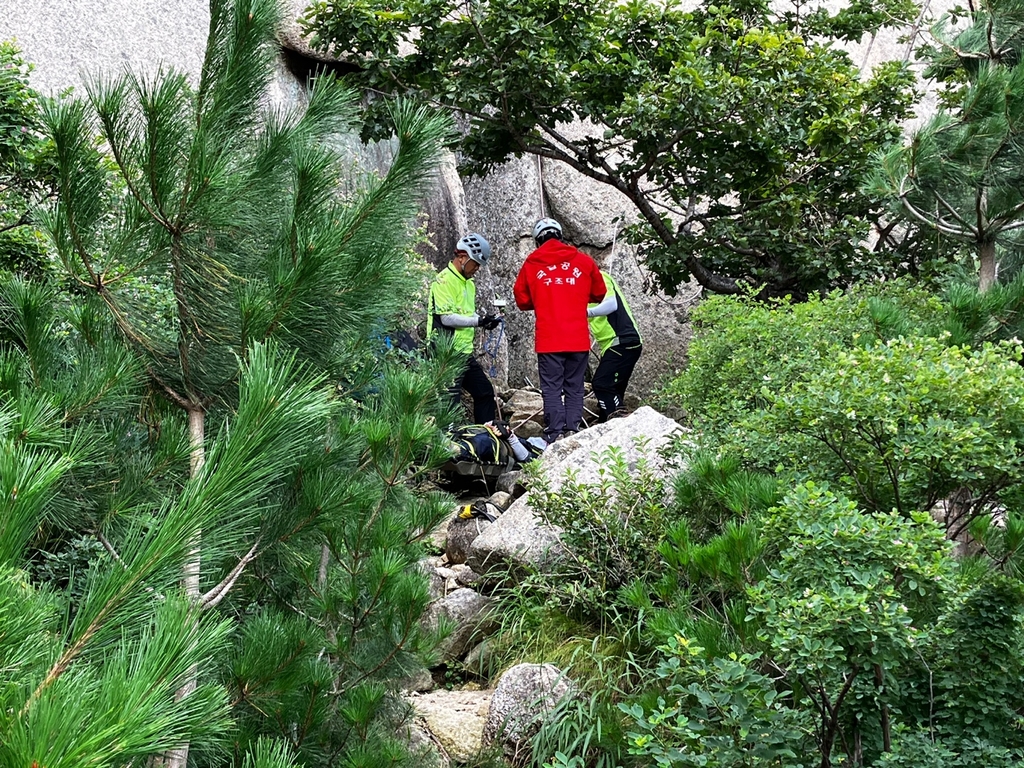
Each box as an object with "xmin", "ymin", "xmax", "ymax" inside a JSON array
[
  {"xmin": 874, "ymin": 730, "xmax": 1024, "ymax": 767},
  {"xmin": 521, "ymin": 444, "xmax": 774, "ymax": 648},
  {"xmin": 749, "ymin": 482, "xmax": 955, "ymax": 765},
  {"xmin": 0, "ymin": 41, "xmax": 54, "ymax": 276},
  {"xmin": 492, "ymin": 446, "xmax": 781, "ymax": 767},
  {"xmin": 621, "ymin": 636, "xmax": 813, "ymax": 768},
  {"xmin": 658, "ymin": 282, "xmax": 944, "ymax": 439},
  {"xmin": 527, "ymin": 444, "xmax": 671, "ymax": 634},
  {"xmin": 737, "ymin": 336, "xmax": 1024, "ymax": 524},
  {"xmin": 899, "ymin": 577, "xmax": 1024, "ymax": 749}
]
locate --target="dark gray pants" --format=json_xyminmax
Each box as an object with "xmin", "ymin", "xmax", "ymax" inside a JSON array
[
  {"xmin": 592, "ymin": 343, "xmax": 642, "ymax": 420},
  {"xmin": 537, "ymin": 351, "xmax": 589, "ymax": 441}
]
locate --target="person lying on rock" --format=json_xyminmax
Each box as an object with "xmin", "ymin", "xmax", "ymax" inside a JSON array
[{"xmin": 447, "ymin": 421, "xmax": 540, "ymax": 466}]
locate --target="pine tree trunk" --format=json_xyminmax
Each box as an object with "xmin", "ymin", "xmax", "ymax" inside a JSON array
[
  {"xmin": 164, "ymin": 406, "xmax": 205, "ymax": 768},
  {"xmin": 978, "ymin": 239, "xmax": 997, "ymax": 293}
]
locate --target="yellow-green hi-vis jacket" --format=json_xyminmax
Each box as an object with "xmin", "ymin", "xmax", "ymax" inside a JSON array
[{"xmin": 428, "ymin": 263, "xmax": 477, "ymax": 354}]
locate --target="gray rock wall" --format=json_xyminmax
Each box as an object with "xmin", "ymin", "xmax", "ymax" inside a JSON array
[{"xmin": 1, "ymin": 0, "xmax": 210, "ymax": 96}]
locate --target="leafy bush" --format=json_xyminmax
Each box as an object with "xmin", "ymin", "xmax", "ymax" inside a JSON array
[
  {"xmin": 491, "ymin": 445, "xmax": 783, "ymax": 767},
  {"xmin": 898, "ymin": 577, "xmax": 1024, "ymax": 750},
  {"xmin": 621, "ymin": 636, "xmax": 813, "ymax": 768},
  {"xmin": 658, "ymin": 282, "xmax": 945, "ymax": 439},
  {"xmin": 749, "ymin": 482, "xmax": 955, "ymax": 766},
  {"xmin": 0, "ymin": 41, "xmax": 54, "ymax": 276},
  {"xmin": 527, "ymin": 444, "xmax": 672, "ymax": 634},
  {"xmin": 874, "ymin": 731, "xmax": 1024, "ymax": 767},
  {"xmin": 737, "ymin": 336, "xmax": 1024, "ymax": 525}
]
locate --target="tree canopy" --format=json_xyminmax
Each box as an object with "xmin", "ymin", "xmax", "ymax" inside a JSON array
[
  {"xmin": 304, "ymin": 0, "xmax": 923, "ymax": 296},
  {"xmin": 0, "ymin": 42, "xmax": 54, "ymax": 276}
]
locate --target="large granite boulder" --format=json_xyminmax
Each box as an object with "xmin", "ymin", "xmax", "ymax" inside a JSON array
[
  {"xmin": 407, "ymin": 688, "xmax": 493, "ymax": 765},
  {"xmin": 422, "ymin": 587, "xmax": 498, "ymax": 662},
  {"xmin": 482, "ymin": 663, "xmax": 576, "ymax": 762},
  {"xmin": 467, "ymin": 406, "xmax": 683, "ymax": 578}
]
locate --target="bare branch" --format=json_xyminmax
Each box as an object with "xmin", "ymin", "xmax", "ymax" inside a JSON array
[{"xmin": 201, "ymin": 539, "xmax": 261, "ymax": 610}]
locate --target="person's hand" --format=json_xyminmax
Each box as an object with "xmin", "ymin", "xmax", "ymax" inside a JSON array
[
  {"xmin": 479, "ymin": 314, "xmax": 501, "ymax": 330},
  {"xmin": 487, "ymin": 420, "xmax": 512, "ymax": 440}
]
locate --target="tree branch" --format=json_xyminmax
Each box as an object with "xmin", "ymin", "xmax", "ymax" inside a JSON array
[{"xmin": 201, "ymin": 538, "xmax": 262, "ymax": 610}]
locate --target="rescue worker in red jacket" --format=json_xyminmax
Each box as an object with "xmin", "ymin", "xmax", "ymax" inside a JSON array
[{"xmin": 514, "ymin": 218, "xmax": 606, "ymax": 443}]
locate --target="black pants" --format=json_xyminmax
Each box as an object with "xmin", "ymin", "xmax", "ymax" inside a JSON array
[
  {"xmin": 592, "ymin": 343, "xmax": 642, "ymax": 421},
  {"xmin": 537, "ymin": 351, "xmax": 589, "ymax": 441},
  {"xmin": 451, "ymin": 356, "xmax": 496, "ymax": 423}
]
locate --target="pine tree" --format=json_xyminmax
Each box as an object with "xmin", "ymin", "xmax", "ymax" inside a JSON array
[
  {"xmin": 871, "ymin": 0, "xmax": 1024, "ymax": 292},
  {"xmin": 1, "ymin": 0, "xmax": 456, "ymax": 764}
]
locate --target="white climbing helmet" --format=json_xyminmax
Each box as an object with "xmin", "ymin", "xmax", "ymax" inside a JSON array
[
  {"xmin": 456, "ymin": 233, "xmax": 492, "ymax": 265},
  {"xmin": 532, "ymin": 218, "xmax": 562, "ymax": 243}
]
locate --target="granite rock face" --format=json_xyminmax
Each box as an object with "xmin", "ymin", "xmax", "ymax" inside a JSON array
[
  {"xmin": 407, "ymin": 688, "xmax": 493, "ymax": 765},
  {"xmin": 421, "ymin": 587, "xmax": 498, "ymax": 662},
  {"xmin": 1, "ymin": 0, "xmax": 209, "ymax": 97}
]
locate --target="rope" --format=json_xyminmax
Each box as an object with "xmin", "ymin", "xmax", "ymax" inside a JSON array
[
  {"xmin": 536, "ymin": 155, "xmax": 546, "ymax": 218},
  {"xmin": 482, "ymin": 317, "xmax": 506, "ymax": 379}
]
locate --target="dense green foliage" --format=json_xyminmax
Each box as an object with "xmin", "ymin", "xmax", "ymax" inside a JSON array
[
  {"xmin": 622, "ymin": 638, "xmax": 813, "ymax": 767},
  {"xmin": 0, "ymin": 41, "xmax": 53, "ymax": 276},
  {"xmin": 302, "ymin": 0, "xmax": 932, "ymax": 297},
  {"xmin": 489, "ymin": 284, "xmax": 1024, "ymax": 768},
  {"xmin": 0, "ymin": 0, "xmax": 461, "ymax": 766},
  {"xmin": 657, "ymin": 282, "xmax": 946, "ymax": 437},
  {"xmin": 738, "ymin": 337, "xmax": 1024, "ymax": 526},
  {"xmin": 8, "ymin": 0, "xmax": 1024, "ymax": 765}
]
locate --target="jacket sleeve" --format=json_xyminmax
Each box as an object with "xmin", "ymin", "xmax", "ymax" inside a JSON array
[
  {"xmin": 589, "ymin": 263, "xmax": 607, "ymax": 303},
  {"xmin": 513, "ymin": 267, "xmax": 533, "ymax": 310},
  {"xmin": 587, "ymin": 292, "xmax": 617, "ymax": 318}
]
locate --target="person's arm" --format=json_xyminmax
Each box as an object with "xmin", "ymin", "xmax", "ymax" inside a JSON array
[
  {"xmin": 588, "ymin": 292, "xmax": 618, "ymax": 318},
  {"xmin": 439, "ymin": 312, "xmax": 480, "ymax": 327},
  {"xmin": 588, "ymin": 264, "xmax": 607, "ymax": 303},
  {"xmin": 433, "ymin": 270, "xmax": 481, "ymax": 327},
  {"xmin": 513, "ymin": 268, "xmax": 534, "ymax": 310}
]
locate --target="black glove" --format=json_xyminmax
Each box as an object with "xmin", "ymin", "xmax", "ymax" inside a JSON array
[
  {"xmin": 479, "ymin": 314, "xmax": 501, "ymax": 330},
  {"xmin": 489, "ymin": 421, "xmax": 512, "ymax": 440}
]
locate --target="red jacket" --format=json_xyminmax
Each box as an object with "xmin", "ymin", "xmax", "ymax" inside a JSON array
[{"xmin": 514, "ymin": 239, "xmax": 606, "ymax": 353}]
